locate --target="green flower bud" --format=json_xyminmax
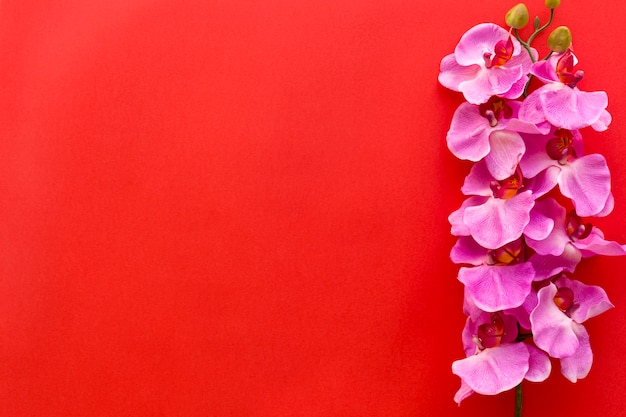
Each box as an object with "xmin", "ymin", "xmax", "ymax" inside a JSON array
[
  {"xmin": 545, "ymin": 0, "xmax": 561, "ymax": 9},
  {"xmin": 505, "ymin": 3, "xmax": 530, "ymax": 29},
  {"xmin": 548, "ymin": 26, "xmax": 572, "ymax": 53}
]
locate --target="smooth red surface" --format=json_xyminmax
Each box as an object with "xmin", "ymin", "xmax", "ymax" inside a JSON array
[{"xmin": 2, "ymin": 1, "xmax": 626, "ymax": 416}]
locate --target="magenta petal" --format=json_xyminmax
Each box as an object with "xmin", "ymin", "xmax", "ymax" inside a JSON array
[
  {"xmin": 454, "ymin": 23, "xmax": 511, "ymax": 66},
  {"xmin": 524, "ymin": 344, "xmax": 551, "ymax": 382},
  {"xmin": 451, "ymin": 237, "xmax": 488, "ymax": 265},
  {"xmin": 485, "ymin": 130, "xmax": 525, "ymax": 180},
  {"xmin": 530, "ymin": 284, "xmax": 579, "ymax": 358},
  {"xmin": 519, "ymin": 132, "xmax": 556, "ymax": 179},
  {"xmin": 575, "ymin": 228, "xmax": 626, "ymax": 257},
  {"xmin": 525, "ymin": 166, "xmax": 560, "ymax": 198},
  {"xmin": 525, "ymin": 198, "xmax": 569, "ymax": 256},
  {"xmin": 449, "ymin": 196, "xmax": 490, "ymax": 236},
  {"xmin": 529, "ymin": 56, "xmax": 561, "ymax": 83},
  {"xmin": 453, "ymin": 381, "xmax": 475, "ymax": 406},
  {"xmin": 447, "ymin": 103, "xmax": 491, "ymax": 161},
  {"xmin": 591, "ymin": 109, "xmax": 612, "ymax": 131},
  {"xmin": 558, "ymin": 154, "xmax": 611, "ymax": 217},
  {"xmin": 463, "ymin": 191, "xmax": 534, "ymax": 249},
  {"xmin": 524, "ymin": 199, "xmax": 557, "ymax": 242},
  {"xmin": 452, "ymin": 343, "xmax": 529, "ymax": 395},
  {"xmin": 461, "ymin": 161, "xmax": 494, "ymax": 196},
  {"xmin": 595, "ymin": 192, "xmax": 614, "ymax": 217},
  {"xmin": 518, "ymin": 90, "xmax": 547, "ymax": 126},
  {"xmin": 460, "ymin": 65, "xmax": 524, "ymax": 105},
  {"xmin": 560, "ymin": 323, "xmax": 593, "ymax": 382},
  {"xmin": 540, "ymin": 87, "xmax": 609, "ymax": 130},
  {"xmin": 528, "ymin": 245, "xmax": 581, "ymax": 280},
  {"xmin": 438, "ymin": 54, "xmax": 480, "ymax": 92},
  {"xmin": 555, "ymin": 276, "xmax": 614, "ymax": 323},
  {"xmin": 459, "ymin": 263, "xmax": 535, "ymax": 311}
]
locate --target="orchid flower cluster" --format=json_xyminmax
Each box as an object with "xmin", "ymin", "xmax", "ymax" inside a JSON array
[{"xmin": 438, "ymin": 0, "xmax": 626, "ymax": 411}]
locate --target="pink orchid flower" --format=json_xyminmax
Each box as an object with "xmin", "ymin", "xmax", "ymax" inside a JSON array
[
  {"xmin": 520, "ymin": 129, "xmax": 612, "ymax": 217},
  {"xmin": 526, "ymin": 198, "xmax": 626, "ymax": 261},
  {"xmin": 453, "ymin": 311, "xmax": 550, "ymax": 404},
  {"xmin": 530, "ymin": 276, "xmax": 613, "ymax": 382},
  {"xmin": 439, "ymin": 23, "xmax": 536, "ymax": 105},
  {"xmin": 447, "ymin": 97, "xmax": 548, "ymax": 180},
  {"xmin": 519, "ymin": 50, "xmax": 611, "ymax": 131},
  {"xmin": 449, "ymin": 161, "xmax": 540, "ymax": 249}
]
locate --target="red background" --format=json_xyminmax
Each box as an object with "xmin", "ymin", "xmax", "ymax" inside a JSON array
[{"xmin": 2, "ymin": 0, "xmax": 626, "ymax": 415}]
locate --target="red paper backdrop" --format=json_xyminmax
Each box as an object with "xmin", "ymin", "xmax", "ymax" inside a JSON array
[{"xmin": 2, "ymin": 0, "xmax": 626, "ymax": 416}]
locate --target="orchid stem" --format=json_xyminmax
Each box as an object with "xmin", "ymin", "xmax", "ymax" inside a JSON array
[
  {"xmin": 514, "ymin": 8, "xmax": 556, "ymax": 64},
  {"xmin": 515, "ymin": 383, "xmax": 523, "ymax": 417}
]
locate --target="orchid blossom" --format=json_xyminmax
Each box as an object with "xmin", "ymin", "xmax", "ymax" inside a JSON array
[{"xmin": 439, "ymin": 2, "xmax": 623, "ymax": 414}]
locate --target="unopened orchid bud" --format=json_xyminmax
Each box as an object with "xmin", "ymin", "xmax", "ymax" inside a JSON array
[
  {"xmin": 505, "ymin": 3, "xmax": 530, "ymax": 29},
  {"xmin": 548, "ymin": 26, "xmax": 572, "ymax": 53},
  {"xmin": 545, "ymin": 0, "xmax": 561, "ymax": 9}
]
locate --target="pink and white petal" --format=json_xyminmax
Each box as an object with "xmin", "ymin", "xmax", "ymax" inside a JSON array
[
  {"xmin": 505, "ymin": 117, "xmax": 551, "ymax": 135},
  {"xmin": 593, "ymin": 192, "xmax": 614, "ymax": 218},
  {"xmin": 556, "ymin": 276, "xmax": 614, "ymax": 323},
  {"xmin": 524, "ymin": 198, "xmax": 559, "ymax": 242},
  {"xmin": 558, "ymin": 154, "xmax": 611, "ymax": 217},
  {"xmin": 575, "ymin": 227, "xmax": 626, "ymax": 257},
  {"xmin": 529, "ymin": 55, "xmax": 561, "ymax": 83},
  {"xmin": 485, "ymin": 130, "xmax": 525, "ymax": 180},
  {"xmin": 459, "ymin": 65, "xmax": 525, "ymax": 105},
  {"xmin": 449, "ymin": 196, "xmax": 490, "ymax": 236},
  {"xmin": 528, "ymin": 244, "xmax": 581, "ymax": 280},
  {"xmin": 452, "ymin": 343, "xmax": 530, "ymax": 395},
  {"xmin": 506, "ymin": 290, "xmax": 538, "ymax": 330},
  {"xmin": 461, "ymin": 160, "xmax": 494, "ymax": 197},
  {"xmin": 447, "ymin": 102, "xmax": 492, "ymax": 161},
  {"xmin": 525, "ymin": 198, "xmax": 568, "ymax": 256},
  {"xmin": 454, "ymin": 381, "xmax": 475, "ymax": 406},
  {"xmin": 518, "ymin": 89, "xmax": 549, "ymax": 126},
  {"xmin": 463, "ymin": 191, "xmax": 534, "ymax": 249},
  {"xmin": 519, "ymin": 132, "xmax": 557, "ymax": 179},
  {"xmin": 451, "ymin": 236, "xmax": 488, "ymax": 265},
  {"xmin": 499, "ymin": 74, "xmax": 529, "ymax": 100},
  {"xmin": 540, "ymin": 88, "xmax": 609, "ymax": 130},
  {"xmin": 459, "ymin": 263, "xmax": 535, "ymax": 312},
  {"xmin": 524, "ymin": 344, "xmax": 552, "ymax": 382},
  {"xmin": 591, "ymin": 109, "xmax": 612, "ymax": 132},
  {"xmin": 463, "ymin": 288, "xmax": 486, "ymax": 324},
  {"xmin": 524, "ymin": 166, "xmax": 560, "ymax": 198},
  {"xmin": 454, "ymin": 23, "xmax": 510, "ymax": 66},
  {"xmin": 530, "ymin": 284, "xmax": 579, "ymax": 358},
  {"xmin": 560, "ymin": 323, "xmax": 593, "ymax": 383},
  {"xmin": 438, "ymin": 54, "xmax": 480, "ymax": 91}
]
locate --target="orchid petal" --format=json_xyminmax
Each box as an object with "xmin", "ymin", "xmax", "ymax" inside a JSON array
[
  {"xmin": 485, "ymin": 130, "xmax": 525, "ymax": 180},
  {"xmin": 438, "ymin": 54, "xmax": 480, "ymax": 92},
  {"xmin": 524, "ymin": 166, "xmax": 560, "ymax": 198},
  {"xmin": 560, "ymin": 323, "xmax": 593, "ymax": 382},
  {"xmin": 451, "ymin": 236, "xmax": 488, "ymax": 265},
  {"xmin": 454, "ymin": 23, "xmax": 512, "ymax": 66},
  {"xmin": 591, "ymin": 109, "xmax": 612, "ymax": 132},
  {"xmin": 463, "ymin": 191, "xmax": 534, "ymax": 249},
  {"xmin": 555, "ymin": 276, "xmax": 614, "ymax": 323},
  {"xmin": 558, "ymin": 154, "xmax": 611, "ymax": 217},
  {"xmin": 449, "ymin": 196, "xmax": 490, "ymax": 236},
  {"xmin": 540, "ymin": 87, "xmax": 609, "ymax": 130},
  {"xmin": 528, "ymin": 244, "xmax": 581, "ymax": 280},
  {"xmin": 461, "ymin": 161, "xmax": 494, "ymax": 197},
  {"xmin": 524, "ymin": 344, "xmax": 552, "ymax": 382},
  {"xmin": 530, "ymin": 284, "xmax": 579, "ymax": 358},
  {"xmin": 447, "ymin": 103, "xmax": 492, "ymax": 161},
  {"xmin": 459, "ymin": 263, "xmax": 535, "ymax": 311},
  {"xmin": 452, "ymin": 343, "xmax": 530, "ymax": 395}
]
